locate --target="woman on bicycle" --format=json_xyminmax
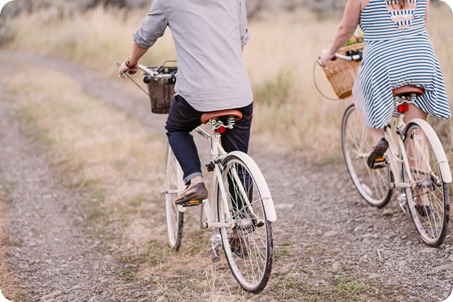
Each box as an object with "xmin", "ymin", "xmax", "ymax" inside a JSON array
[
  {"xmin": 319, "ymin": 0, "xmax": 451, "ymax": 167},
  {"xmin": 117, "ymin": 0, "xmax": 253, "ymax": 205}
]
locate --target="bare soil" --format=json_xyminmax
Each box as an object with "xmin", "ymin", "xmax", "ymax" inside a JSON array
[{"xmin": 0, "ymin": 51, "xmax": 452, "ymax": 302}]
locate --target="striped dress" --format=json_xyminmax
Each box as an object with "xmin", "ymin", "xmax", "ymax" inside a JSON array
[{"xmin": 353, "ymin": 0, "xmax": 451, "ymax": 128}]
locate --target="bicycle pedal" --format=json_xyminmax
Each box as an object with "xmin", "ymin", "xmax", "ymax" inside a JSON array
[
  {"xmin": 371, "ymin": 160, "xmax": 387, "ymax": 169},
  {"xmin": 372, "ymin": 157, "xmax": 387, "ymax": 169},
  {"xmin": 182, "ymin": 199, "xmax": 203, "ymax": 207}
]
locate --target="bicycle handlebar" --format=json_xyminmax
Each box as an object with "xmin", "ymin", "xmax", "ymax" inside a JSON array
[
  {"xmin": 333, "ymin": 45, "xmax": 363, "ymax": 62},
  {"xmin": 334, "ymin": 52, "xmax": 362, "ymax": 61},
  {"xmin": 138, "ymin": 64, "xmax": 176, "ymax": 84}
]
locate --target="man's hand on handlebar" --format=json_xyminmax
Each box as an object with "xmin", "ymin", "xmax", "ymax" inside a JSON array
[{"xmin": 117, "ymin": 59, "xmax": 139, "ymax": 78}]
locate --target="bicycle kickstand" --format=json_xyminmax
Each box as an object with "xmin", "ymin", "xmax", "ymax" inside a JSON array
[{"xmin": 211, "ymin": 229, "xmax": 221, "ymax": 262}]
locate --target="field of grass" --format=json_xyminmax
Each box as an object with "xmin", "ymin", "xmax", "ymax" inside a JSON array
[{"xmin": 5, "ymin": 4, "xmax": 452, "ymax": 161}]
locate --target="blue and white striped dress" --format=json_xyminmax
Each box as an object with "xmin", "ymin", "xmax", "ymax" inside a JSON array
[{"xmin": 353, "ymin": 0, "xmax": 451, "ymax": 128}]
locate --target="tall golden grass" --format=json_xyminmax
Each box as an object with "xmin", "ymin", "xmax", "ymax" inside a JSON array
[{"xmin": 5, "ymin": 4, "xmax": 453, "ymax": 161}]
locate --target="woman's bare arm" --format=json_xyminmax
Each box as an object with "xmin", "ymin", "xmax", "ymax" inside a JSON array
[{"xmin": 320, "ymin": 0, "xmax": 362, "ymax": 66}]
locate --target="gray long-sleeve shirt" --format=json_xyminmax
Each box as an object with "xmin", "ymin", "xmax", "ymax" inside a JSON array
[{"xmin": 133, "ymin": 0, "xmax": 253, "ymax": 112}]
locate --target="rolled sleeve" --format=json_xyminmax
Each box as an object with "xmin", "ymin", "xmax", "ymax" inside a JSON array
[
  {"xmin": 239, "ymin": 0, "xmax": 250, "ymax": 46},
  {"xmin": 133, "ymin": 0, "xmax": 167, "ymax": 48}
]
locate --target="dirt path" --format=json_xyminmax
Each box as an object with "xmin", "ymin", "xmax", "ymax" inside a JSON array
[
  {"xmin": 0, "ymin": 51, "xmax": 452, "ymax": 301},
  {"xmin": 0, "ymin": 73, "xmax": 156, "ymax": 301}
]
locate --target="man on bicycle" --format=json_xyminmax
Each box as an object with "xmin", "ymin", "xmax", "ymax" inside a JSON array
[{"xmin": 117, "ymin": 0, "xmax": 253, "ymax": 205}]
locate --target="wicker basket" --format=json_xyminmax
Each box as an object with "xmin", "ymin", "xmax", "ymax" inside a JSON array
[
  {"xmin": 323, "ymin": 43, "xmax": 364, "ymax": 99},
  {"xmin": 147, "ymin": 63, "xmax": 177, "ymax": 114}
]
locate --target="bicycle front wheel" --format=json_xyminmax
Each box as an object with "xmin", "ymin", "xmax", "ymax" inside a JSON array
[
  {"xmin": 163, "ymin": 146, "xmax": 184, "ymax": 250},
  {"xmin": 403, "ymin": 122, "xmax": 450, "ymax": 247},
  {"xmin": 216, "ymin": 152, "xmax": 273, "ymax": 293},
  {"xmin": 341, "ymin": 104, "xmax": 393, "ymax": 207}
]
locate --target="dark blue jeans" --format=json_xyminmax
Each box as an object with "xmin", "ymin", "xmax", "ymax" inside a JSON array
[{"xmin": 165, "ymin": 95, "xmax": 253, "ymax": 184}]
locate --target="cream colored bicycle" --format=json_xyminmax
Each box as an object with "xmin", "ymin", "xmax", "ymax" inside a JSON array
[
  {"xmin": 337, "ymin": 52, "xmax": 451, "ymax": 247},
  {"xmin": 137, "ymin": 64, "xmax": 277, "ymax": 293}
]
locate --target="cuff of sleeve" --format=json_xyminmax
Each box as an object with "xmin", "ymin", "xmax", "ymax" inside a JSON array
[
  {"xmin": 241, "ymin": 28, "xmax": 251, "ymax": 46},
  {"xmin": 133, "ymin": 32, "xmax": 153, "ymax": 49}
]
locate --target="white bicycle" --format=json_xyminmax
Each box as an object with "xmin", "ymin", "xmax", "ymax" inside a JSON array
[
  {"xmin": 336, "ymin": 51, "xmax": 451, "ymax": 247},
  {"xmin": 137, "ymin": 64, "xmax": 277, "ymax": 293}
]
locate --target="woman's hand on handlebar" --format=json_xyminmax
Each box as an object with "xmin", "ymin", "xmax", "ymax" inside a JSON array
[
  {"xmin": 319, "ymin": 50, "xmax": 336, "ymax": 68},
  {"xmin": 117, "ymin": 59, "xmax": 139, "ymax": 78}
]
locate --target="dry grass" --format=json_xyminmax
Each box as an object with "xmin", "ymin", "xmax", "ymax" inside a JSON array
[
  {"xmin": 0, "ymin": 200, "xmax": 25, "ymax": 301},
  {"xmin": 7, "ymin": 6, "xmax": 175, "ymax": 75},
  {"xmin": 6, "ymin": 5, "xmax": 452, "ymax": 162}
]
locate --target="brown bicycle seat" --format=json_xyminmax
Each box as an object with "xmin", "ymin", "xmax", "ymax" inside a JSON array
[
  {"xmin": 201, "ymin": 109, "xmax": 243, "ymax": 124},
  {"xmin": 392, "ymin": 85, "xmax": 425, "ymax": 97}
]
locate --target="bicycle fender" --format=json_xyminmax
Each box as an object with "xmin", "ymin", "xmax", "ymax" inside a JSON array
[
  {"xmin": 406, "ymin": 118, "xmax": 452, "ymax": 184},
  {"xmin": 227, "ymin": 151, "xmax": 277, "ymax": 222}
]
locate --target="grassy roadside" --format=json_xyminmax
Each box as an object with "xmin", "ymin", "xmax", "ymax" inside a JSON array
[
  {"xmin": 0, "ymin": 198, "xmax": 25, "ymax": 301},
  {"xmin": 4, "ymin": 62, "xmax": 168, "ymax": 247},
  {"xmin": 0, "ymin": 59, "xmax": 170, "ymax": 298}
]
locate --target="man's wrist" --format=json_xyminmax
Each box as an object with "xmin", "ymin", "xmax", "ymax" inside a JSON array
[{"xmin": 125, "ymin": 58, "xmax": 138, "ymax": 68}]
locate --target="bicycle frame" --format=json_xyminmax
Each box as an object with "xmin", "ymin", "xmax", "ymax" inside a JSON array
[
  {"xmin": 382, "ymin": 113, "xmax": 413, "ymax": 191},
  {"xmin": 136, "ymin": 62, "xmax": 275, "ymax": 290},
  {"xmin": 192, "ymin": 122, "xmax": 275, "ymax": 230},
  {"xmin": 192, "ymin": 124, "xmax": 232, "ymax": 229}
]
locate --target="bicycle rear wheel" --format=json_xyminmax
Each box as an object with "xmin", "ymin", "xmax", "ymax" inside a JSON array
[
  {"xmin": 403, "ymin": 122, "xmax": 450, "ymax": 247},
  {"xmin": 163, "ymin": 146, "xmax": 184, "ymax": 250},
  {"xmin": 216, "ymin": 152, "xmax": 273, "ymax": 293},
  {"xmin": 341, "ymin": 104, "xmax": 393, "ymax": 207}
]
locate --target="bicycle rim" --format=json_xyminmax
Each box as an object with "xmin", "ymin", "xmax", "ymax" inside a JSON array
[
  {"xmin": 164, "ymin": 147, "xmax": 184, "ymax": 250},
  {"xmin": 341, "ymin": 104, "xmax": 393, "ymax": 207},
  {"xmin": 403, "ymin": 123, "xmax": 450, "ymax": 247},
  {"xmin": 217, "ymin": 153, "xmax": 273, "ymax": 293}
]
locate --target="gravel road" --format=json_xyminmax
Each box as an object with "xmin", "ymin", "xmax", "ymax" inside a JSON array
[{"xmin": 0, "ymin": 51, "xmax": 452, "ymax": 302}]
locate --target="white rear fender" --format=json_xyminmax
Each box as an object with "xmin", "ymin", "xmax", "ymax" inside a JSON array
[
  {"xmin": 227, "ymin": 151, "xmax": 277, "ymax": 222},
  {"xmin": 407, "ymin": 119, "xmax": 452, "ymax": 183}
]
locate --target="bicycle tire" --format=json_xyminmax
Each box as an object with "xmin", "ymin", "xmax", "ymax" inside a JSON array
[
  {"xmin": 216, "ymin": 152, "xmax": 273, "ymax": 293},
  {"xmin": 403, "ymin": 122, "xmax": 450, "ymax": 247},
  {"xmin": 341, "ymin": 104, "xmax": 393, "ymax": 207},
  {"xmin": 163, "ymin": 146, "xmax": 184, "ymax": 250}
]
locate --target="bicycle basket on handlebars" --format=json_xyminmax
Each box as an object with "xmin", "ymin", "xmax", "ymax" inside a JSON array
[
  {"xmin": 147, "ymin": 61, "xmax": 177, "ymax": 114},
  {"xmin": 323, "ymin": 43, "xmax": 363, "ymax": 99}
]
